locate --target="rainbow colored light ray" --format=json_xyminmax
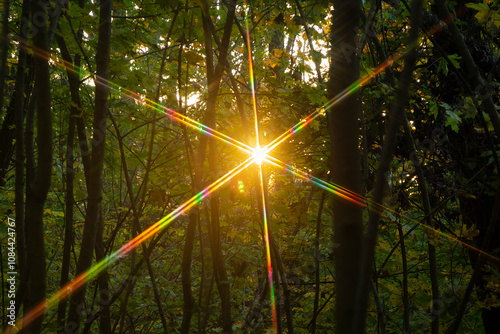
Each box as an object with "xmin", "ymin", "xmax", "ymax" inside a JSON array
[
  {"xmin": 110, "ymin": 85, "xmax": 255, "ymax": 155},
  {"xmin": 263, "ymin": 154, "xmax": 500, "ymax": 265},
  {"xmin": 8, "ymin": 157, "xmax": 253, "ymax": 333},
  {"xmin": 264, "ymin": 52, "xmax": 403, "ymax": 156},
  {"xmin": 266, "ymin": 156, "xmax": 367, "ymax": 207},
  {"xmin": 21, "ymin": 41, "xmax": 255, "ymax": 158}
]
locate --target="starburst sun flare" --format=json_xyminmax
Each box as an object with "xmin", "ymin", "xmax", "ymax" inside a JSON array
[{"xmin": 251, "ymin": 146, "xmax": 268, "ymax": 165}]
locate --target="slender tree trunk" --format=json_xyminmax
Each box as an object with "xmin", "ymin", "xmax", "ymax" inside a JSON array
[
  {"xmin": 269, "ymin": 229, "xmax": 294, "ymax": 334},
  {"xmin": 402, "ymin": 118, "xmax": 440, "ymax": 333},
  {"xmin": 208, "ymin": 157, "xmax": 233, "ymax": 334},
  {"xmin": 55, "ymin": 22, "xmax": 85, "ymax": 329},
  {"xmin": 371, "ymin": 279, "xmax": 387, "ymax": 334},
  {"xmin": 0, "ymin": 1, "xmax": 34, "ymax": 187},
  {"xmin": 13, "ymin": 0, "xmax": 30, "ymax": 317},
  {"xmin": 361, "ymin": 18, "xmax": 418, "ymax": 333},
  {"xmin": 94, "ymin": 211, "xmax": 111, "ymax": 334},
  {"xmin": 327, "ymin": 0, "xmax": 363, "ymax": 332},
  {"xmin": 58, "ymin": 108, "xmax": 76, "ymax": 331},
  {"xmin": 311, "ymin": 191, "xmax": 326, "ymax": 334},
  {"xmin": 199, "ymin": 1, "xmax": 236, "ymax": 332},
  {"xmin": 22, "ymin": 0, "xmax": 53, "ymax": 331},
  {"xmin": 178, "ymin": 6, "xmax": 199, "ymax": 331},
  {"xmin": 352, "ymin": 0, "xmax": 422, "ymax": 331},
  {"xmin": 0, "ymin": 102, "xmax": 16, "ymax": 187},
  {"xmin": 181, "ymin": 212, "xmax": 197, "ymax": 333},
  {"xmin": 66, "ymin": 0, "xmax": 112, "ymax": 331},
  {"xmin": 0, "ymin": 0, "xmax": 10, "ymax": 115},
  {"xmin": 398, "ymin": 222, "xmax": 410, "ymax": 333}
]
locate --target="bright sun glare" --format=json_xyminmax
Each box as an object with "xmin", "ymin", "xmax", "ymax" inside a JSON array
[{"xmin": 252, "ymin": 147, "xmax": 268, "ymax": 165}]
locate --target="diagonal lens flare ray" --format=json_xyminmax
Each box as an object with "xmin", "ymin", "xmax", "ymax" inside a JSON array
[
  {"xmin": 20, "ymin": 41, "xmax": 256, "ymax": 156},
  {"xmin": 111, "ymin": 88, "xmax": 255, "ymax": 154},
  {"xmin": 263, "ymin": 49, "xmax": 403, "ymax": 157},
  {"xmin": 262, "ymin": 7, "xmax": 462, "ymax": 157},
  {"xmin": 6, "ymin": 157, "xmax": 253, "ymax": 333},
  {"xmin": 262, "ymin": 156, "xmax": 500, "ymax": 264},
  {"xmin": 265, "ymin": 156, "xmax": 367, "ymax": 207}
]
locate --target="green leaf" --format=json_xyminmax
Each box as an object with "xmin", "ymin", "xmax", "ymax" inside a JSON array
[
  {"xmin": 483, "ymin": 112, "xmax": 495, "ymax": 131},
  {"xmin": 462, "ymin": 96, "xmax": 477, "ymax": 118},
  {"xmin": 445, "ymin": 109, "xmax": 462, "ymax": 132},
  {"xmin": 437, "ymin": 57, "xmax": 448, "ymax": 75},
  {"xmin": 466, "ymin": 2, "xmax": 489, "ymax": 13},
  {"xmin": 466, "ymin": 2, "xmax": 492, "ymax": 23},
  {"xmin": 476, "ymin": 10, "xmax": 492, "ymax": 23},
  {"xmin": 447, "ymin": 54, "xmax": 461, "ymax": 69},
  {"xmin": 310, "ymin": 49, "xmax": 323, "ymax": 64},
  {"xmin": 429, "ymin": 100, "xmax": 438, "ymax": 119}
]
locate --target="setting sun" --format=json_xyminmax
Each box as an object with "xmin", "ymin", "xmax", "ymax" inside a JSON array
[{"xmin": 252, "ymin": 147, "xmax": 268, "ymax": 165}]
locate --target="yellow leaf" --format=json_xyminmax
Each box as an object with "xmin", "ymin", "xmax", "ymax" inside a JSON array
[
  {"xmin": 457, "ymin": 189, "xmax": 477, "ymax": 199},
  {"xmin": 476, "ymin": 10, "xmax": 491, "ymax": 22},
  {"xmin": 273, "ymin": 49, "xmax": 283, "ymax": 58}
]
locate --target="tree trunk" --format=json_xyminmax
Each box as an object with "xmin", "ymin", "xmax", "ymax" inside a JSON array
[
  {"xmin": 13, "ymin": 0, "xmax": 31, "ymax": 317},
  {"xmin": 94, "ymin": 211, "xmax": 111, "ymax": 334},
  {"xmin": 66, "ymin": 0, "xmax": 112, "ymax": 331},
  {"xmin": 311, "ymin": 191, "xmax": 326, "ymax": 334},
  {"xmin": 22, "ymin": 0, "xmax": 53, "ymax": 331},
  {"xmin": 198, "ymin": 1, "xmax": 236, "ymax": 332},
  {"xmin": 0, "ymin": 0, "xmax": 10, "ymax": 115},
  {"xmin": 327, "ymin": 0, "xmax": 363, "ymax": 332},
  {"xmin": 181, "ymin": 212, "xmax": 197, "ymax": 333},
  {"xmin": 58, "ymin": 106, "xmax": 76, "ymax": 331},
  {"xmin": 55, "ymin": 21, "xmax": 85, "ymax": 329},
  {"xmin": 352, "ymin": 0, "xmax": 422, "ymax": 331},
  {"xmin": 178, "ymin": 7, "xmax": 198, "ymax": 331}
]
